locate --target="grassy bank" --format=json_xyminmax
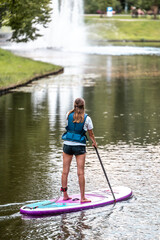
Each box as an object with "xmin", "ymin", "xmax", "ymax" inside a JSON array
[
  {"xmin": 85, "ymin": 15, "xmax": 160, "ymax": 46},
  {"xmin": 0, "ymin": 48, "xmax": 62, "ymax": 91}
]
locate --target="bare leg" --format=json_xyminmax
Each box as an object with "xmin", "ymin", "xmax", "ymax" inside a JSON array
[
  {"xmin": 61, "ymin": 152, "xmax": 72, "ymax": 200},
  {"xmin": 76, "ymin": 154, "xmax": 91, "ymax": 203}
]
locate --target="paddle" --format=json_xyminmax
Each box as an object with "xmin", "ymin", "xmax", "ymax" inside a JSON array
[{"xmin": 94, "ymin": 147, "xmax": 116, "ymax": 203}]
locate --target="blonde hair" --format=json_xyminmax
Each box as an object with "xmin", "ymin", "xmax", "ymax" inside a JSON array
[{"xmin": 68, "ymin": 98, "xmax": 85, "ymax": 123}]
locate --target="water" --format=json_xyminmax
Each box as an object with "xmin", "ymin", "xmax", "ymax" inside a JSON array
[{"xmin": 0, "ymin": 49, "xmax": 160, "ymax": 239}]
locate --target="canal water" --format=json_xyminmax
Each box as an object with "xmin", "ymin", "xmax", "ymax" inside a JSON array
[{"xmin": 0, "ymin": 47, "xmax": 160, "ymax": 239}]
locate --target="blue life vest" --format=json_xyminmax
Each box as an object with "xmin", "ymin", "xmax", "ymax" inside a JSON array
[{"xmin": 62, "ymin": 112, "xmax": 88, "ymax": 144}]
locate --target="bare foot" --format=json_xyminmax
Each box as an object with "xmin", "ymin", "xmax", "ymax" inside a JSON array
[
  {"xmin": 63, "ymin": 197, "xmax": 72, "ymax": 201},
  {"xmin": 81, "ymin": 198, "xmax": 91, "ymax": 203}
]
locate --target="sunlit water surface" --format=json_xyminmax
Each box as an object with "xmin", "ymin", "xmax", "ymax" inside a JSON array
[{"xmin": 0, "ymin": 46, "xmax": 160, "ymax": 239}]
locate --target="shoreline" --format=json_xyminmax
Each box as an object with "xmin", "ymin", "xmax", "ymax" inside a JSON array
[
  {"xmin": 0, "ymin": 47, "xmax": 64, "ymax": 96},
  {"xmin": 97, "ymin": 39, "xmax": 160, "ymax": 43},
  {"xmin": 0, "ymin": 67, "xmax": 64, "ymax": 96}
]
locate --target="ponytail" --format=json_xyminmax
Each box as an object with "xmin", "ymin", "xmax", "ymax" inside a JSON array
[{"xmin": 68, "ymin": 98, "xmax": 85, "ymax": 123}]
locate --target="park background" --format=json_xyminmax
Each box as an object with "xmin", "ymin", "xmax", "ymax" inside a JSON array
[{"xmin": 0, "ymin": 1, "xmax": 160, "ymax": 240}]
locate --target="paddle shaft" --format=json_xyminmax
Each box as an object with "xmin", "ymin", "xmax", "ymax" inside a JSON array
[{"xmin": 94, "ymin": 147, "xmax": 116, "ymax": 202}]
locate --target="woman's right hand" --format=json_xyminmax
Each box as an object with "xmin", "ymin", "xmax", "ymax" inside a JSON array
[{"xmin": 92, "ymin": 141, "xmax": 97, "ymax": 148}]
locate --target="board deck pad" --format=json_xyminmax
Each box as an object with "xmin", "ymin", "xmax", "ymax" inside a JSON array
[{"xmin": 20, "ymin": 186, "xmax": 132, "ymax": 216}]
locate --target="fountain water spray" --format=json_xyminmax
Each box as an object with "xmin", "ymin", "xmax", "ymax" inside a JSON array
[{"xmin": 37, "ymin": 0, "xmax": 86, "ymax": 49}]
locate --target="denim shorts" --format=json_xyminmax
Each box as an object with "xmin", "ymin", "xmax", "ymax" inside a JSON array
[{"xmin": 63, "ymin": 144, "xmax": 86, "ymax": 156}]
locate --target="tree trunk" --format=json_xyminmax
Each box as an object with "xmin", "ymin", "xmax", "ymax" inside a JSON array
[{"xmin": 151, "ymin": 5, "xmax": 158, "ymax": 20}]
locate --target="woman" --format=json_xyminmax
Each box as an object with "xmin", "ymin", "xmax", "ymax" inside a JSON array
[{"xmin": 61, "ymin": 98, "xmax": 97, "ymax": 203}]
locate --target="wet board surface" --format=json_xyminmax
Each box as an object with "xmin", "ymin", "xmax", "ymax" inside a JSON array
[{"xmin": 20, "ymin": 186, "xmax": 132, "ymax": 216}]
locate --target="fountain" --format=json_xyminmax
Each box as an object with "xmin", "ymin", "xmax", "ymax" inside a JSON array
[
  {"xmin": 3, "ymin": 0, "xmax": 160, "ymax": 56},
  {"xmin": 34, "ymin": 0, "xmax": 160, "ymax": 55},
  {"xmin": 35, "ymin": 0, "xmax": 86, "ymax": 49}
]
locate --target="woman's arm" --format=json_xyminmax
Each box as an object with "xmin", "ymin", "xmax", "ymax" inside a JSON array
[{"xmin": 88, "ymin": 129, "xmax": 97, "ymax": 148}]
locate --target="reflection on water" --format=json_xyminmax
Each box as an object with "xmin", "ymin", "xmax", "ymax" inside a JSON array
[{"xmin": 0, "ymin": 51, "xmax": 160, "ymax": 239}]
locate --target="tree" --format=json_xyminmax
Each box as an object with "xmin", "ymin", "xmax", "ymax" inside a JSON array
[
  {"xmin": 128, "ymin": 0, "xmax": 160, "ymax": 18},
  {"xmin": 84, "ymin": 0, "xmax": 122, "ymax": 14},
  {"xmin": 98, "ymin": 0, "xmax": 107, "ymax": 16},
  {"xmin": 141, "ymin": 0, "xmax": 160, "ymax": 19},
  {"xmin": 84, "ymin": 0, "xmax": 99, "ymax": 13},
  {"xmin": 0, "ymin": 0, "xmax": 51, "ymax": 42}
]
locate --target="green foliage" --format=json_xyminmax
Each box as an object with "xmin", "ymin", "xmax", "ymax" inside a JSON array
[
  {"xmin": 84, "ymin": 0, "xmax": 122, "ymax": 13},
  {"xmin": 84, "ymin": 0, "xmax": 122, "ymax": 14},
  {"xmin": 84, "ymin": 0, "xmax": 160, "ymax": 13},
  {"xmin": 0, "ymin": 0, "xmax": 51, "ymax": 42},
  {"xmin": 98, "ymin": 0, "xmax": 107, "ymax": 12},
  {"xmin": 139, "ymin": 0, "xmax": 160, "ymax": 8},
  {"xmin": 84, "ymin": 0, "xmax": 99, "ymax": 13}
]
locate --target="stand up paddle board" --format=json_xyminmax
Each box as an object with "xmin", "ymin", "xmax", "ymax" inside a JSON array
[{"xmin": 20, "ymin": 186, "xmax": 132, "ymax": 216}]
